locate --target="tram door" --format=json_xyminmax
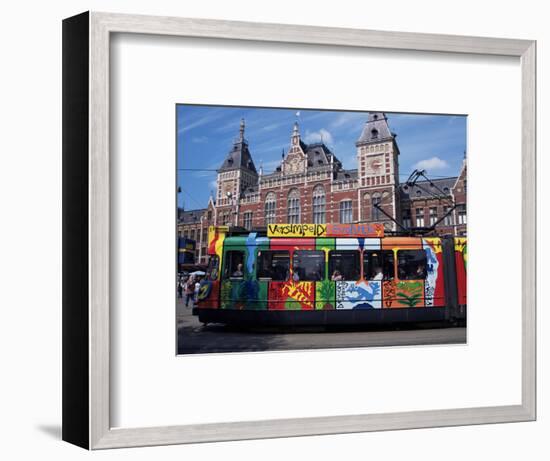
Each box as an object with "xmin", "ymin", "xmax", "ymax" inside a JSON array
[
  {"xmin": 220, "ymin": 247, "xmax": 246, "ymax": 309},
  {"xmin": 220, "ymin": 238, "xmax": 270, "ymax": 310}
]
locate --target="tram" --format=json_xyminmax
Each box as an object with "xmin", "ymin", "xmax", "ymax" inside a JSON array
[{"xmin": 193, "ymin": 223, "xmax": 467, "ymax": 326}]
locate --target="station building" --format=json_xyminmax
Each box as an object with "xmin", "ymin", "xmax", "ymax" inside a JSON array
[{"xmin": 178, "ymin": 113, "xmax": 467, "ymax": 264}]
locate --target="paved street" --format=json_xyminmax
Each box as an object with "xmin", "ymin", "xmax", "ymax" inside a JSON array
[{"xmin": 176, "ymin": 299, "xmax": 466, "ymax": 354}]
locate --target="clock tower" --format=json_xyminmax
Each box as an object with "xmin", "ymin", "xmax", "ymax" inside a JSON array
[
  {"xmin": 356, "ymin": 112, "xmax": 401, "ymax": 229},
  {"xmin": 216, "ymin": 119, "xmax": 258, "ymax": 225}
]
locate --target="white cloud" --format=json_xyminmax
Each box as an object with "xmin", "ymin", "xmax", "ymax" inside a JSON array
[
  {"xmin": 261, "ymin": 121, "xmax": 287, "ymax": 132},
  {"xmin": 304, "ymin": 128, "xmax": 334, "ymax": 145},
  {"xmin": 178, "ymin": 111, "xmax": 226, "ymax": 134},
  {"xmin": 414, "ymin": 156, "xmax": 449, "ymax": 171},
  {"xmin": 330, "ymin": 112, "xmax": 365, "ymax": 128}
]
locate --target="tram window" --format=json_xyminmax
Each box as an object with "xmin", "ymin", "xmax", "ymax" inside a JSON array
[
  {"xmin": 207, "ymin": 255, "xmax": 220, "ymax": 280},
  {"xmin": 328, "ymin": 251, "xmax": 360, "ymax": 281},
  {"xmin": 293, "ymin": 250, "xmax": 325, "ymax": 281},
  {"xmin": 397, "ymin": 250, "xmax": 427, "ymax": 280},
  {"xmin": 257, "ymin": 250, "xmax": 290, "ymax": 281},
  {"xmin": 363, "ymin": 250, "xmax": 395, "ymax": 280},
  {"xmin": 223, "ymin": 251, "xmax": 245, "ymax": 279}
]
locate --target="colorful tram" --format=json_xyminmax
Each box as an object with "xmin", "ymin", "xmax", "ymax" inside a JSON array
[{"xmin": 193, "ymin": 224, "xmax": 467, "ymax": 326}]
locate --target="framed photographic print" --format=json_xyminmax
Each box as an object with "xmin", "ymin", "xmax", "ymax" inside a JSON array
[{"xmin": 63, "ymin": 11, "xmax": 536, "ymax": 449}]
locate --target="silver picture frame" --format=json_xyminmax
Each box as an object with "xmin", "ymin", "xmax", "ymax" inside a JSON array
[{"xmin": 62, "ymin": 11, "xmax": 536, "ymax": 449}]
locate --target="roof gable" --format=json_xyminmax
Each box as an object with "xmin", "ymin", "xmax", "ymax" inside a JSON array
[
  {"xmin": 356, "ymin": 112, "xmax": 394, "ymax": 145},
  {"xmin": 218, "ymin": 141, "xmax": 257, "ymax": 173},
  {"xmin": 218, "ymin": 119, "xmax": 258, "ymax": 174},
  {"xmin": 304, "ymin": 143, "xmax": 342, "ymax": 168}
]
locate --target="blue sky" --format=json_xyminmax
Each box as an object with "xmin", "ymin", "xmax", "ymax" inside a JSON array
[{"xmin": 177, "ymin": 105, "xmax": 466, "ymax": 210}]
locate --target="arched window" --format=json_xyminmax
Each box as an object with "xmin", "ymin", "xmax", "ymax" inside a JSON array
[
  {"xmin": 287, "ymin": 189, "xmax": 301, "ymax": 224},
  {"xmin": 312, "ymin": 184, "xmax": 325, "ymax": 224},
  {"xmin": 264, "ymin": 192, "xmax": 276, "ymax": 225},
  {"xmin": 372, "ymin": 193, "xmax": 381, "ymax": 221}
]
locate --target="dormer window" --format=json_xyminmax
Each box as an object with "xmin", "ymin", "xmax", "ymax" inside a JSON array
[
  {"xmin": 373, "ymin": 114, "xmax": 379, "ymax": 120},
  {"xmin": 371, "ymin": 128, "xmax": 379, "ymax": 139},
  {"xmin": 318, "ymin": 160, "xmax": 323, "ymax": 165}
]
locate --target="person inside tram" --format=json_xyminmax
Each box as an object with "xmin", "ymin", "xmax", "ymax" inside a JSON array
[
  {"xmin": 232, "ymin": 263, "xmax": 244, "ymax": 277},
  {"xmin": 415, "ymin": 263, "xmax": 426, "ymax": 279},
  {"xmin": 372, "ymin": 266, "xmax": 384, "ymax": 281},
  {"xmin": 331, "ymin": 270, "xmax": 343, "ymax": 281}
]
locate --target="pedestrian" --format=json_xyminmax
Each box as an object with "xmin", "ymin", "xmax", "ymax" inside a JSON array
[
  {"xmin": 185, "ymin": 276, "xmax": 195, "ymax": 308},
  {"xmin": 177, "ymin": 277, "xmax": 183, "ymax": 298},
  {"xmin": 194, "ymin": 277, "xmax": 201, "ymax": 303}
]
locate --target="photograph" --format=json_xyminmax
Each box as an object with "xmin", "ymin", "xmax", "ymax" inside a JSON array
[{"xmin": 176, "ymin": 105, "xmax": 468, "ymax": 354}]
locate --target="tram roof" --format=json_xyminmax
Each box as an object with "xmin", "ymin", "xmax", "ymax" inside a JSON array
[{"xmin": 213, "ymin": 225, "xmax": 463, "ymax": 241}]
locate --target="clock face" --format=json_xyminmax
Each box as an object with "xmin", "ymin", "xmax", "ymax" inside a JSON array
[
  {"xmin": 287, "ymin": 155, "xmax": 304, "ymax": 174},
  {"xmin": 222, "ymin": 182, "xmax": 233, "ymax": 196},
  {"xmin": 370, "ymin": 159, "xmax": 383, "ymax": 171}
]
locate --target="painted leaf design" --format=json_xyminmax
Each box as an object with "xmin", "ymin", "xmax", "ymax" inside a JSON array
[
  {"xmin": 283, "ymin": 282, "xmax": 313, "ymax": 309},
  {"xmin": 396, "ymin": 292, "xmax": 422, "ymax": 307},
  {"xmin": 316, "ymin": 280, "xmax": 335, "ymax": 310}
]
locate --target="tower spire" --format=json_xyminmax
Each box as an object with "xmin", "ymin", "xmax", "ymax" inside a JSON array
[
  {"xmin": 290, "ymin": 121, "xmax": 302, "ymax": 148},
  {"xmin": 239, "ymin": 118, "xmax": 245, "ymax": 142}
]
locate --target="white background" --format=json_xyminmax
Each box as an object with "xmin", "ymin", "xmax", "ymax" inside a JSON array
[
  {"xmin": 112, "ymin": 33, "xmax": 521, "ymax": 427},
  {"xmin": 0, "ymin": 0, "xmax": 546, "ymax": 459}
]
